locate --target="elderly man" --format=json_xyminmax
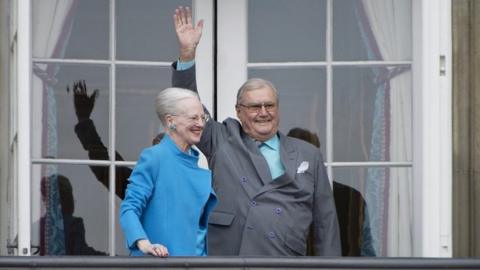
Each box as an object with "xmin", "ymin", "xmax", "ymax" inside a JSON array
[{"xmin": 170, "ymin": 6, "xmax": 341, "ymax": 256}]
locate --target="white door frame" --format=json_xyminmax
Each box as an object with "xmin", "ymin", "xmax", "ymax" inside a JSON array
[
  {"xmin": 17, "ymin": 0, "xmax": 32, "ymax": 256},
  {"xmin": 216, "ymin": 0, "xmax": 248, "ymax": 121},
  {"xmin": 412, "ymin": 0, "xmax": 452, "ymax": 257}
]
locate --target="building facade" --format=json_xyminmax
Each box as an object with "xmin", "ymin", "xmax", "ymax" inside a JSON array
[{"xmin": 1, "ymin": 0, "xmax": 477, "ymax": 258}]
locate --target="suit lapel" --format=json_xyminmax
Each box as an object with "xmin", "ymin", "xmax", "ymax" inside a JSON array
[
  {"xmin": 254, "ymin": 134, "xmax": 299, "ymax": 197},
  {"xmin": 279, "ymin": 134, "xmax": 298, "ymax": 180},
  {"xmin": 244, "ymin": 136, "xmax": 272, "ymax": 186}
]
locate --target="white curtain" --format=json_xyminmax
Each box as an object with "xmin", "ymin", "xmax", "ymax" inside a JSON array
[
  {"xmin": 361, "ymin": 0, "xmax": 413, "ymax": 256},
  {"xmin": 32, "ymin": 0, "xmax": 77, "ymax": 158},
  {"xmin": 31, "ymin": 0, "xmax": 77, "ymax": 255}
]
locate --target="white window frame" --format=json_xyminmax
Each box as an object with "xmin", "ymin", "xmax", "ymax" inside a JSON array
[
  {"xmin": 217, "ymin": 0, "xmax": 452, "ymax": 257},
  {"xmin": 15, "ymin": 0, "xmax": 214, "ymax": 255},
  {"xmin": 412, "ymin": 0, "xmax": 452, "ymax": 257},
  {"xmin": 17, "ymin": 0, "xmax": 32, "ymax": 256}
]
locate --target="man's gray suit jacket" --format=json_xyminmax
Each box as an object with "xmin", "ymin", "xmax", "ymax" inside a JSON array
[{"xmin": 172, "ymin": 63, "xmax": 341, "ymax": 256}]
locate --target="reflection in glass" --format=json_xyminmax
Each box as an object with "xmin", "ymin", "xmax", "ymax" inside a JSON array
[
  {"xmin": 116, "ymin": 0, "xmax": 191, "ymax": 61},
  {"xmin": 286, "ymin": 128, "xmax": 374, "ymax": 257},
  {"xmin": 332, "ymin": 66, "xmax": 412, "ymax": 162},
  {"xmin": 248, "ymin": 0, "xmax": 326, "ymax": 62},
  {"xmin": 333, "ymin": 0, "xmax": 412, "ymax": 61},
  {"xmin": 333, "ymin": 167, "xmax": 413, "ymax": 256},
  {"xmin": 70, "ymin": 80, "xmax": 134, "ymax": 200},
  {"xmin": 249, "ymin": 67, "xmax": 327, "ymax": 152},
  {"xmin": 116, "ymin": 66, "xmax": 171, "ymax": 161},
  {"xmin": 32, "ymin": 164, "xmax": 109, "ymax": 255},
  {"xmin": 31, "ymin": 63, "xmax": 109, "ymax": 160},
  {"xmin": 32, "ymin": 0, "xmax": 109, "ymax": 59}
]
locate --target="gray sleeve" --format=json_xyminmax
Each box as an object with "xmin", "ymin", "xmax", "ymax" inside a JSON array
[
  {"xmin": 313, "ymin": 151, "xmax": 342, "ymax": 256},
  {"xmin": 171, "ymin": 61, "xmax": 197, "ymax": 92},
  {"xmin": 170, "ymin": 61, "xmax": 228, "ymax": 158}
]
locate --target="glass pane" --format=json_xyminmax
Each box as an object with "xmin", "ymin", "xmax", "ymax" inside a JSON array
[
  {"xmin": 31, "ymin": 63, "xmax": 110, "ymax": 160},
  {"xmin": 332, "ymin": 66, "xmax": 412, "ymax": 162},
  {"xmin": 31, "ymin": 164, "xmax": 109, "ymax": 255},
  {"xmin": 249, "ymin": 67, "xmax": 326, "ymax": 150},
  {"xmin": 116, "ymin": 0, "xmax": 191, "ymax": 61},
  {"xmin": 116, "ymin": 66, "xmax": 171, "ymax": 161},
  {"xmin": 333, "ymin": 0, "xmax": 412, "ymax": 61},
  {"xmin": 333, "ymin": 167, "xmax": 413, "ymax": 257},
  {"xmin": 32, "ymin": 0, "xmax": 109, "ymax": 59},
  {"xmin": 248, "ymin": 0, "xmax": 326, "ymax": 62},
  {"xmin": 115, "ymin": 166, "xmax": 134, "ymax": 256}
]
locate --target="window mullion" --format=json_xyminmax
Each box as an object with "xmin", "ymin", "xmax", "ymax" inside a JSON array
[
  {"xmin": 325, "ymin": 0, "xmax": 333, "ymax": 185},
  {"xmin": 108, "ymin": 0, "xmax": 116, "ymax": 257},
  {"xmin": 17, "ymin": 0, "xmax": 32, "ymax": 256}
]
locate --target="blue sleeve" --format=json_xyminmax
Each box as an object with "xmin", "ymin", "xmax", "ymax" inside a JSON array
[
  {"xmin": 119, "ymin": 148, "xmax": 157, "ymax": 250},
  {"xmin": 176, "ymin": 59, "xmax": 195, "ymax": 71}
]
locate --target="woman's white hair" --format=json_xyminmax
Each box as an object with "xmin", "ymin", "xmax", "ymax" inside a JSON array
[{"xmin": 155, "ymin": 87, "xmax": 200, "ymax": 125}]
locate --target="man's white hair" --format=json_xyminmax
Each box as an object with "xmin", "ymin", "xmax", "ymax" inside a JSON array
[{"xmin": 236, "ymin": 78, "xmax": 279, "ymax": 105}]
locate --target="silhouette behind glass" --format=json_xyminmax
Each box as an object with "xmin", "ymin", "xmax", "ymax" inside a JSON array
[
  {"xmin": 68, "ymin": 80, "xmax": 130, "ymax": 199},
  {"xmin": 40, "ymin": 174, "xmax": 106, "ymax": 255},
  {"xmin": 287, "ymin": 127, "xmax": 376, "ymax": 256},
  {"xmin": 68, "ymin": 81, "xmax": 164, "ymax": 199}
]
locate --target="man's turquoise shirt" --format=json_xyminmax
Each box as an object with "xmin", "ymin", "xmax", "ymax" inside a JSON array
[{"xmin": 259, "ymin": 134, "xmax": 285, "ymax": 180}]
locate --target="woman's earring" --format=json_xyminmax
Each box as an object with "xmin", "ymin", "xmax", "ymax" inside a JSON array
[{"xmin": 168, "ymin": 123, "xmax": 176, "ymax": 131}]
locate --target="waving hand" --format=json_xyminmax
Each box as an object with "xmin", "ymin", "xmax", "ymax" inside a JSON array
[{"xmin": 173, "ymin": 6, "xmax": 203, "ymax": 62}]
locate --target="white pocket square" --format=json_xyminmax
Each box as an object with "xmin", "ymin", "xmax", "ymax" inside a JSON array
[{"xmin": 297, "ymin": 161, "xmax": 309, "ymax": 174}]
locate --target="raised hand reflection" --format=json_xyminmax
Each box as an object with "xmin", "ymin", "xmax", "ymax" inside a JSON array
[
  {"xmin": 67, "ymin": 80, "xmax": 164, "ymax": 199},
  {"xmin": 67, "ymin": 80, "xmax": 131, "ymax": 199}
]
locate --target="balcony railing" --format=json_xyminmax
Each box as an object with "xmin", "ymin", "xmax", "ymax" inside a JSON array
[{"xmin": 1, "ymin": 257, "xmax": 480, "ymax": 269}]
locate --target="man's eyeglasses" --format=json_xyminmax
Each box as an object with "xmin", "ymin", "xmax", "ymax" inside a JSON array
[
  {"xmin": 237, "ymin": 102, "xmax": 277, "ymax": 113},
  {"xmin": 172, "ymin": 113, "xmax": 210, "ymax": 124}
]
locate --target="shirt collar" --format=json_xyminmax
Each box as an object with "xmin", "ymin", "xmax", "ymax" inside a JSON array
[{"xmin": 261, "ymin": 134, "xmax": 280, "ymax": 151}]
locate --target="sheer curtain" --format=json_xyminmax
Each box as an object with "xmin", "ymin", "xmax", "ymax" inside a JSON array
[
  {"xmin": 31, "ymin": 0, "xmax": 78, "ymax": 255},
  {"xmin": 358, "ymin": 0, "xmax": 412, "ymax": 256}
]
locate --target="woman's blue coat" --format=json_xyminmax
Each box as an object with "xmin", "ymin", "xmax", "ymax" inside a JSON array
[{"xmin": 120, "ymin": 135, "xmax": 216, "ymax": 256}]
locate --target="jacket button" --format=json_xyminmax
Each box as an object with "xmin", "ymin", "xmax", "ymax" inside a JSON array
[
  {"xmin": 241, "ymin": 176, "xmax": 247, "ymax": 183},
  {"xmin": 268, "ymin": 231, "xmax": 276, "ymax": 239},
  {"xmin": 275, "ymin": 207, "xmax": 282, "ymax": 214},
  {"xmin": 250, "ymin": 201, "xmax": 257, "ymax": 207}
]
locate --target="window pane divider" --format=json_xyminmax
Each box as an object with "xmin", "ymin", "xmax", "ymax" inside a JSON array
[
  {"xmin": 326, "ymin": 0, "xmax": 333, "ymax": 182},
  {"xmin": 108, "ymin": 0, "xmax": 116, "ymax": 256},
  {"xmin": 325, "ymin": 161, "xmax": 413, "ymax": 167},
  {"xmin": 115, "ymin": 161, "xmax": 136, "ymax": 166},
  {"xmin": 31, "ymin": 158, "xmax": 111, "ymax": 165},
  {"xmin": 31, "ymin": 158, "xmax": 137, "ymax": 166},
  {"xmin": 32, "ymin": 58, "xmax": 173, "ymax": 67},
  {"xmin": 247, "ymin": 61, "xmax": 412, "ymax": 68}
]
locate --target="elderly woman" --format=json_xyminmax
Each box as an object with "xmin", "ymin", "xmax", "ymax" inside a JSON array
[{"xmin": 120, "ymin": 87, "xmax": 216, "ymax": 257}]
